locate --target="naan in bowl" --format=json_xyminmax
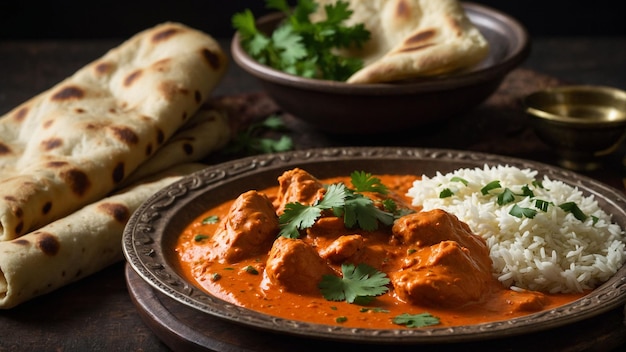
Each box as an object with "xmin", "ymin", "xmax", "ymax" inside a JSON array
[{"xmin": 311, "ymin": 0, "xmax": 490, "ymax": 83}]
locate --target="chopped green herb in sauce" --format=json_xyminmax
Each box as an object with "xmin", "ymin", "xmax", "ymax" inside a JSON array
[
  {"xmin": 201, "ymin": 215, "xmax": 219, "ymax": 224},
  {"xmin": 194, "ymin": 234, "xmax": 210, "ymax": 242},
  {"xmin": 392, "ymin": 313, "xmax": 440, "ymax": 328}
]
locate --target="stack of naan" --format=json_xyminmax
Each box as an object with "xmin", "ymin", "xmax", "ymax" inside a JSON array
[
  {"xmin": 0, "ymin": 22, "xmax": 232, "ymax": 308},
  {"xmin": 311, "ymin": 0, "xmax": 490, "ymax": 83}
]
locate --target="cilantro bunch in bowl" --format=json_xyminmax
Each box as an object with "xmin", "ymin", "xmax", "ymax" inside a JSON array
[
  {"xmin": 229, "ymin": 1, "xmax": 529, "ymax": 134},
  {"xmin": 232, "ymin": 0, "xmax": 370, "ymax": 82}
]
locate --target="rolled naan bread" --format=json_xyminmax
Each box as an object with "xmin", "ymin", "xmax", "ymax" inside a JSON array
[
  {"xmin": 0, "ymin": 163, "xmax": 207, "ymax": 309},
  {"xmin": 120, "ymin": 104, "xmax": 231, "ymax": 187},
  {"xmin": 0, "ymin": 106, "xmax": 230, "ymax": 308},
  {"xmin": 0, "ymin": 22, "xmax": 227, "ymax": 241},
  {"xmin": 311, "ymin": 0, "xmax": 489, "ymax": 83}
]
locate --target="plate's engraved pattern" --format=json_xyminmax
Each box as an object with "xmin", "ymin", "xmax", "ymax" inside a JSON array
[
  {"xmin": 122, "ymin": 147, "xmax": 626, "ymax": 344},
  {"xmin": 124, "ymin": 170, "xmax": 231, "ymax": 305}
]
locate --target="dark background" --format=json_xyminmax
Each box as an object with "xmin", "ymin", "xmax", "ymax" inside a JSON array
[{"xmin": 0, "ymin": 0, "xmax": 624, "ymax": 40}]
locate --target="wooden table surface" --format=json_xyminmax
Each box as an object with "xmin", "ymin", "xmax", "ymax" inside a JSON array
[{"xmin": 0, "ymin": 36, "xmax": 625, "ymax": 351}]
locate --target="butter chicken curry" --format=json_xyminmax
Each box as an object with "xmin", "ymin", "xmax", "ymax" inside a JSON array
[{"xmin": 176, "ymin": 168, "xmax": 584, "ymax": 328}]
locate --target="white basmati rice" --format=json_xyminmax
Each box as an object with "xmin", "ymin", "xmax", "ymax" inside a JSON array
[{"xmin": 406, "ymin": 165, "xmax": 626, "ymax": 293}]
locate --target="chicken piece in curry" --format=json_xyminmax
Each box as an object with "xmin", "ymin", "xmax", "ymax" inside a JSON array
[{"xmin": 176, "ymin": 168, "xmax": 584, "ymax": 328}]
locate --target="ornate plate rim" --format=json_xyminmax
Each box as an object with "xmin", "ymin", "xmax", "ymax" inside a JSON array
[{"xmin": 122, "ymin": 147, "xmax": 626, "ymax": 344}]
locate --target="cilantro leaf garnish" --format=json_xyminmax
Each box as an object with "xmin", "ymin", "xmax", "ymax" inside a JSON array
[
  {"xmin": 224, "ymin": 115, "xmax": 293, "ymax": 156},
  {"xmin": 520, "ymin": 185, "xmax": 535, "ymax": 197},
  {"xmin": 591, "ymin": 215, "xmax": 599, "ymax": 225},
  {"xmin": 244, "ymin": 266, "xmax": 259, "ymax": 275},
  {"xmin": 320, "ymin": 183, "xmax": 349, "ymax": 209},
  {"xmin": 534, "ymin": 199, "xmax": 552, "ymax": 212},
  {"xmin": 359, "ymin": 307, "xmax": 390, "ymax": 313},
  {"xmin": 194, "ymin": 234, "xmax": 209, "ymax": 242},
  {"xmin": 271, "ymin": 24, "xmax": 308, "ymax": 66},
  {"xmin": 338, "ymin": 190, "xmax": 395, "ymax": 231},
  {"xmin": 497, "ymin": 188, "xmax": 517, "ymax": 205},
  {"xmin": 350, "ymin": 171, "xmax": 388, "ymax": 194},
  {"xmin": 257, "ymin": 135, "xmax": 293, "ymax": 153},
  {"xmin": 481, "ymin": 180, "xmax": 502, "ymax": 195},
  {"xmin": 382, "ymin": 198, "xmax": 397, "ymax": 213},
  {"xmin": 466, "ymin": 178, "xmax": 590, "ymax": 222},
  {"xmin": 382, "ymin": 198, "xmax": 414, "ymax": 219},
  {"xmin": 439, "ymin": 188, "xmax": 454, "ymax": 198},
  {"xmin": 278, "ymin": 183, "xmax": 347, "ymax": 238},
  {"xmin": 201, "ymin": 215, "xmax": 219, "ymax": 224},
  {"xmin": 279, "ymin": 202, "xmax": 324, "ymax": 238},
  {"xmin": 392, "ymin": 313, "xmax": 440, "ymax": 328},
  {"xmin": 450, "ymin": 176, "xmax": 469, "ymax": 186},
  {"xmin": 278, "ymin": 178, "xmax": 395, "ymax": 238},
  {"xmin": 233, "ymin": 0, "xmax": 370, "ymax": 81},
  {"xmin": 559, "ymin": 202, "xmax": 588, "ymax": 221},
  {"xmin": 260, "ymin": 114, "xmax": 288, "ymax": 129},
  {"xmin": 509, "ymin": 204, "xmax": 538, "ymax": 219},
  {"xmin": 319, "ymin": 263, "xmax": 389, "ymax": 304},
  {"xmin": 335, "ymin": 316, "xmax": 348, "ymax": 323},
  {"xmin": 231, "ymin": 9, "xmax": 258, "ymax": 39}
]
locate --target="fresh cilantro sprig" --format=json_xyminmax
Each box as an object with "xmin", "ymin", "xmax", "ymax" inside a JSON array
[
  {"xmin": 278, "ymin": 172, "xmax": 396, "ymax": 238},
  {"xmin": 350, "ymin": 171, "xmax": 388, "ymax": 194},
  {"xmin": 224, "ymin": 115, "xmax": 293, "ymax": 156},
  {"xmin": 279, "ymin": 183, "xmax": 346, "ymax": 238},
  {"xmin": 350, "ymin": 170, "xmax": 412, "ymax": 219},
  {"xmin": 233, "ymin": 0, "xmax": 371, "ymax": 81},
  {"xmin": 319, "ymin": 263, "xmax": 389, "ymax": 304},
  {"xmin": 334, "ymin": 189, "xmax": 395, "ymax": 231}
]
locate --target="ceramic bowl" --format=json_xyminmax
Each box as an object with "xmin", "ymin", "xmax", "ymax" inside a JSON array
[
  {"xmin": 231, "ymin": 3, "xmax": 530, "ymax": 134},
  {"xmin": 524, "ymin": 85, "xmax": 626, "ymax": 171}
]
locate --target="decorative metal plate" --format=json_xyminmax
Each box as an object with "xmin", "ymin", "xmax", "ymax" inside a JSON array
[{"xmin": 122, "ymin": 147, "xmax": 626, "ymax": 344}]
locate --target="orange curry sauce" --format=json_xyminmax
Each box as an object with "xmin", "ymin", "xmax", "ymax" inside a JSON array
[{"xmin": 175, "ymin": 170, "xmax": 585, "ymax": 329}]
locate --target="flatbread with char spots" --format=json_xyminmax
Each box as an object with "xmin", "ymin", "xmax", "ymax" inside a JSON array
[
  {"xmin": 0, "ymin": 163, "xmax": 207, "ymax": 308},
  {"xmin": 119, "ymin": 103, "xmax": 230, "ymax": 187},
  {"xmin": 311, "ymin": 0, "xmax": 489, "ymax": 83},
  {"xmin": 0, "ymin": 106, "xmax": 229, "ymax": 308},
  {"xmin": 0, "ymin": 22, "xmax": 227, "ymax": 241}
]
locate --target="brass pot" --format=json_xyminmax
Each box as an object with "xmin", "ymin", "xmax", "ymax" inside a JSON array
[{"xmin": 524, "ymin": 85, "xmax": 626, "ymax": 171}]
